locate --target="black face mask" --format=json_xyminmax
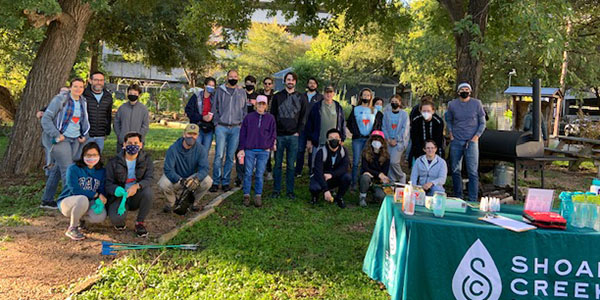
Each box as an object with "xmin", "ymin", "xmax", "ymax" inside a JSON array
[
  {"xmin": 328, "ymin": 139, "xmax": 340, "ymax": 149},
  {"xmin": 459, "ymin": 91, "xmax": 470, "ymax": 99},
  {"xmin": 391, "ymin": 103, "xmax": 400, "ymax": 110},
  {"xmin": 228, "ymin": 79, "xmax": 238, "ymax": 86},
  {"xmin": 245, "ymin": 85, "xmax": 254, "ymax": 91},
  {"xmin": 361, "ymin": 98, "xmax": 370, "ymax": 104},
  {"xmin": 128, "ymin": 95, "xmax": 139, "ymax": 102}
]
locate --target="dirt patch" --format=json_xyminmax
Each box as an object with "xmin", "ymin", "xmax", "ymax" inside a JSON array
[{"xmin": 0, "ymin": 152, "xmax": 236, "ymax": 299}]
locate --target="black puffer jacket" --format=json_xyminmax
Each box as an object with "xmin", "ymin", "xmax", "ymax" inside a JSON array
[
  {"xmin": 105, "ymin": 150, "xmax": 154, "ymax": 202},
  {"xmin": 83, "ymin": 85, "xmax": 113, "ymax": 138}
]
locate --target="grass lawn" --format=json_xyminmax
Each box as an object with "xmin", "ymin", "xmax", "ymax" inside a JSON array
[{"xmin": 75, "ymin": 185, "xmax": 388, "ymax": 299}]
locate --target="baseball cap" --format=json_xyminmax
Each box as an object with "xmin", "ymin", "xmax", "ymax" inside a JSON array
[
  {"xmin": 257, "ymin": 95, "xmax": 268, "ymax": 104},
  {"xmin": 184, "ymin": 123, "xmax": 199, "ymax": 135}
]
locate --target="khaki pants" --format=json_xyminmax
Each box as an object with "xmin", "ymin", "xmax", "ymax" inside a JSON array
[{"xmin": 158, "ymin": 174, "xmax": 213, "ymax": 207}]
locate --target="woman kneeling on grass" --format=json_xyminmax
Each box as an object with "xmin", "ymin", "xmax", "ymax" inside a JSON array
[
  {"xmin": 359, "ymin": 130, "xmax": 391, "ymax": 207},
  {"xmin": 238, "ymin": 95, "xmax": 276, "ymax": 207},
  {"xmin": 57, "ymin": 142, "xmax": 107, "ymax": 241}
]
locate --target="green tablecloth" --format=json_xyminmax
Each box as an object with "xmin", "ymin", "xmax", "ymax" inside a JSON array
[{"xmin": 363, "ymin": 196, "xmax": 600, "ymax": 300}]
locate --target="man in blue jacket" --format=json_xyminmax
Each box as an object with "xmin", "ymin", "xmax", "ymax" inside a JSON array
[{"xmin": 159, "ymin": 124, "xmax": 213, "ymax": 213}]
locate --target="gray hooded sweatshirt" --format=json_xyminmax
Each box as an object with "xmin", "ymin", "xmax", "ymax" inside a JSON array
[{"xmin": 114, "ymin": 101, "xmax": 149, "ymax": 143}]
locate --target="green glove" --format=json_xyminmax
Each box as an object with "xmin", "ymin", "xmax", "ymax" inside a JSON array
[
  {"xmin": 114, "ymin": 186, "xmax": 128, "ymax": 216},
  {"xmin": 91, "ymin": 198, "xmax": 104, "ymax": 214}
]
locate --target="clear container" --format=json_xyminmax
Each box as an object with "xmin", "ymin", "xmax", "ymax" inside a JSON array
[
  {"xmin": 572, "ymin": 200, "xmax": 585, "ymax": 228},
  {"xmin": 433, "ymin": 191, "xmax": 446, "ymax": 218},
  {"xmin": 414, "ymin": 186, "xmax": 426, "ymax": 206},
  {"xmin": 403, "ymin": 182, "xmax": 415, "ymax": 215},
  {"xmin": 594, "ymin": 203, "xmax": 600, "ymax": 232},
  {"xmin": 559, "ymin": 192, "xmax": 574, "ymax": 225}
]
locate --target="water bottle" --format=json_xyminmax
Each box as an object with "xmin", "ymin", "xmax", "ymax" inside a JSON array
[
  {"xmin": 403, "ymin": 182, "xmax": 415, "ymax": 215},
  {"xmin": 559, "ymin": 192, "xmax": 574, "ymax": 225},
  {"xmin": 414, "ymin": 186, "xmax": 426, "ymax": 206},
  {"xmin": 433, "ymin": 191, "xmax": 446, "ymax": 217}
]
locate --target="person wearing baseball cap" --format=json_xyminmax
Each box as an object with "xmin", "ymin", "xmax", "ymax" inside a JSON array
[
  {"xmin": 445, "ymin": 82, "xmax": 486, "ymax": 201},
  {"xmin": 238, "ymin": 95, "xmax": 276, "ymax": 207},
  {"xmin": 358, "ymin": 130, "xmax": 391, "ymax": 207},
  {"xmin": 159, "ymin": 123, "xmax": 213, "ymax": 213}
]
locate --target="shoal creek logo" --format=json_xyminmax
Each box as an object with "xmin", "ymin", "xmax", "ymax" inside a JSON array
[{"xmin": 452, "ymin": 239, "xmax": 502, "ymax": 300}]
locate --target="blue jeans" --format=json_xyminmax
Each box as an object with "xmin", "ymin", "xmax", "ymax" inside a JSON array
[
  {"xmin": 351, "ymin": 138, "xmax": 367, "ymax": 186},
  {"xmin": 243, "ymin": 150, "xmax": 269, "ymax": 195},
  {"xmin": 41, "ymin": 164, "xmax": 61, "ymax": 203},
  {"xmin": 274, "ymin": 135, "xmax": 299, "ymax": 194},
  {"xmin": 199, "ymin": 130, "xmax": 213, "ymax": 152},
  {"xmin": 449, "ymin": 139, "xmax": 479, "ymax": 201},
  {"xmin": 86, "ymin": 136, "xmax": 105, "ymax": 152},
  {"xmin": 295, "ymin": 131, "xmax": 310, "ymax": 175},
  {"xmin": 212, "ymin": 125, "xmax": 240, "ymax": 186}
]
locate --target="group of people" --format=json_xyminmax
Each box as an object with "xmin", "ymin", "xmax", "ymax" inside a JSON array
[{"xmin": 37, "ymin": 69, "xmax": 486, "ymax": 241}]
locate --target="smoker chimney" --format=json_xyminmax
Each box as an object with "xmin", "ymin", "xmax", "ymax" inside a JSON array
[{"xmin": 532, "ymin": 78, "xmax": 541, "ymax": 142}]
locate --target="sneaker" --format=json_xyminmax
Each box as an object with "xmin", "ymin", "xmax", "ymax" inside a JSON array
[
  {"xmin": 295, "ymin": 174, "xmax": 302, "ymax": 178},
  {"xmin": 209, "ymin": 185, "xmax": 219, "ymax": 193},
  {"xmin": 270, "ymin": 192, "xmax": 280, "ymax": 199},
  {"xmin": 65, "ymin": 227, "xmax": 85, "ymax": 241},
  {"xmin": 243, "ymin": 194, "xmax": 251, "ymax": 207},
  {"xmin": 135, "ymin": 222, "xmax": 148, "ymax": 238},
  {"xmin": 235, "ymin": 179, "xmax": 242, "ymax": 187},
  {"xmin": 114, "ymin": 224, "xmax": 126, "ymax": 231},
  {"xmin": 266, "ymin": 172, "xmax": 273, "ymax": 181},
  {"xmin": 40, "ymin": 202, "xmax": 58, "ymax": 210},
  {"xmin": 190, "ymin": 205, "xmax": 201, "ymax": 212},
  {"xmin": 163, "ymin": 205, "xmax": 172, "ymax": 213},
  {"xmin": 78, "ymin": 220, "xmax": 88, "ymax": 232},
  {"xmin": 254, "ymin": 195, "xmax": 262, "ymax": 207},
  {"xmin": 335, "ymin": 198, "xmax": 347, "ymax": 209},
  {"xmin": 287, "ymin": 193, "xmax": 296, "ymax": 200},
  {"xmin": 359, "ymin": 198, "xmax": 367, "ymax": 207},
  {"xmin": 223, "ymin": 185, "xmax": 232, "ymax": 192}
]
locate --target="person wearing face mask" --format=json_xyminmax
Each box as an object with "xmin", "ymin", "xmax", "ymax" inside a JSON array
[
  {"xmin": 234, "ymin": 75, "xmax": 259, "ymax": 187},
  {"xmin": 105, "ymin": 132, "xmax": 154, "ymax": 237},
  {"xmin": 56, "ymin": 142, "xmax": 107, "ymax": 240},
  {"xmin": 159, "ymin": 124, "xmax": 213, "ymax": 213},
  {"xmin": 296, "ymin": 77, "xmax": 324, "ymax": 177},
  {"xmin": 445, "ymin": 82, "xmax": 485, "ymax": 201},
  {"xmin": 409, "ymin": 97, "xmax": 444, "ymax": 167},
  {"xmin": 113, "ymin": 84, "xmax": 149, "ymax": 154},
  {"xmin": 359, "ymin": 131, "xmax": 390, "ymax": 207},
  {"xmin": 210, "ymin": 70, "xmax": 248, "ymax": 193},
  {"xmin": 238, "ymin": 96, "xmax": 276, "ymax": 207},
  {"xmin": 258, "ymin": 77, "xmax": 276, "ymax": 180},
  {"xmin": 347, "ymin": 88, "xmax": 378, "ymax": 188},
  {"xmin": 303, "ymin": 85, "xmax": 346, "ymax": 176},
  {"xmin": 382, "ymin": 94, "xmax": 409, "ymax": 183},
  {"xmin": 40, "ymin": 78, "xmax": 91, "ymax": 209},
  {"xmin": 83, "ymin": 71, "xmax": 113, "ymax": 152},
  {"xmin": 185, "ymin": 77, "xmax": 217, "ymax": 151},
  {"xmin": 309, "ymin": 128, "xmax": 351, "ymax": 208},
  {"xmin": 410, "ymin": 140, "xmax": 447, "ymax": 196},
  {"xmin": 270, "ymin": 71, "xmax": 307, "ymax": 199}
]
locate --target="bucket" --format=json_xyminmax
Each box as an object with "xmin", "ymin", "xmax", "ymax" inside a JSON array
[{"xmin": 493, "ymin": 164, "xmax": 514, "ymax": 187}]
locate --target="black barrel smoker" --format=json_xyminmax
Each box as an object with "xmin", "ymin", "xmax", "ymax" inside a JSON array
[{"xmin": 479, "ymin": 78, "xmax": 548, "ymax": 200}]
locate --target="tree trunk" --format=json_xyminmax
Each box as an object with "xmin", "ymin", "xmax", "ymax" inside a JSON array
[
  {"xmin": 0, "ymin": 86, "xmax": 16, "ymax": 120},
  {"xmin": 89, "ymin": 38, "xmax": 101, "ymax": 74},
  {"xmin": 554, "ymin": 20, "xmax": 572, "ymax": 137},
  {"xmin": 1, "ymin": 0, "xmax": 93, "ymax": 175},
  {"xmin": 439, "ymin": 0, "xmax": 490, "ymax": 98}
]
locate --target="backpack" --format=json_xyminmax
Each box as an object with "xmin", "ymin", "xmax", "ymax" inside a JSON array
[{"xmin": 311, "ymin": 145, "xmax": 346, "ymax": 169}]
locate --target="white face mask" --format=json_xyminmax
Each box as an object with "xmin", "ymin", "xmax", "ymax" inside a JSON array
[
  {"xmin": 422, "ymin": 112, "xmax": 432, "ymax": 120},
  {"xmin": 372, "ymin": 140, "xmax": 382, "ymax": 150}
]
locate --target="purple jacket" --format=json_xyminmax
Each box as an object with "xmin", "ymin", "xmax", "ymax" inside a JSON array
[{"xmin": 239, "ymin": 112, "xmax": 276, "ymax": 150}]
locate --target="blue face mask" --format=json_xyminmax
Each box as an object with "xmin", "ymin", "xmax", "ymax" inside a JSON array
[
  {"xmin": 205, "ymin": 86, "xmax": 215, "ymax": 94},
  {"xmin": 125, "ymin": 145, "xmax": 140, "ymax": 155},
  {"xmin": 375, "ymin": 105, "xmax": 382, "ymax": 112}
]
